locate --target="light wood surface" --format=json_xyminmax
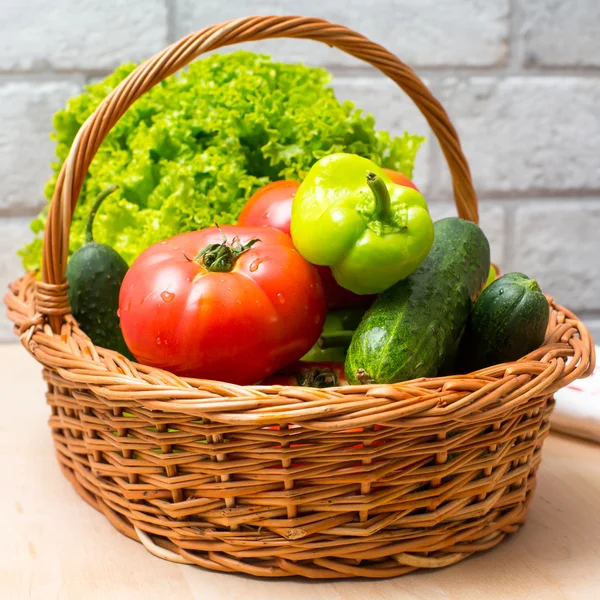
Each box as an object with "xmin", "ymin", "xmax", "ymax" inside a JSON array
[{"xmin": 2, "ymin": 343, "xmax": 599, "ymax": 599}]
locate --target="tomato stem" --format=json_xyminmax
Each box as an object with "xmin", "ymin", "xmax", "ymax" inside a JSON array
[
  {"xmin": 195, "ymin": 230, "xmax": 260, "ymax": 272},
  {"xmin": 366, "ymin": 171, "xmax": 392, "ymax": 222}
]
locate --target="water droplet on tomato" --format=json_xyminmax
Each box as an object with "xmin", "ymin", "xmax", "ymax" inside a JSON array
[
  {"xmin": 160, "ymin": 241, "xmax": 167, "ymax": 245},
  {"xmin": 265, "ymin": 212, "xmax": 271, "ymax": 219},
  {"xmin": 125, "ymin": 299, "xmax": 132, "ymax": 311},
  {"xmin": 173, "ymin": 246, "xmax": 180, "ymax": 251},
  {"xmin": 116, "ymin": 308, "xmax": 121, "ymax": 318},
  {"xmin": 277, "ymin": 293, "xmax": 285, "ymax": 304},
  {"xmin": 156, "ymin": 337, "xmax": 162, "ymax": 345},
  {"xmin": 249, "ymin": 258, "xmax": 262, "ymax": 272},
  {"xmin": 161, "ymin": 291, "xmax": 175, "ymax": 302}
]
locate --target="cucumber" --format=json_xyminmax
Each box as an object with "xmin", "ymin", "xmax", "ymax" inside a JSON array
[
  {"xmin": 458, "ymin": 272, "xmax": 550, "ymax": 371},
  {"xmin": 345, "ymin": 217, "xmax": 490, "ymax": 384},
  {"xmin": 66, "ymin": 185, "xmax": 132, "ymax": 358}
]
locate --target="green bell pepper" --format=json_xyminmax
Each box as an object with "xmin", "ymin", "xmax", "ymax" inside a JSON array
[
  {"xmin": 291, "ymin": 153, "xmax": 434, "ymax": 295},
  {"xmin": 301, "ymin": 309, "xmax": 365, "ymax": 362}
]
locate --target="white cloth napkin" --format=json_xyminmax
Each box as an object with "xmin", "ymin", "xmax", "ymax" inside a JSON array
[{"xmin": 551, "ymin": 346, "xmax": 600, "ymax": 444}]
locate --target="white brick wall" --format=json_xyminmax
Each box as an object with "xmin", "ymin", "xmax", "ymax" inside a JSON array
[
  {"xmin": 0, "ymin": 0, "xmax": 168, "ymax": 71},
  {"xmin": 175, "ymin": 0, "xmax": 509, "ymax": 68},
  {"xmin": 519, "ymin": 0, "xmax": 600, "ymax": 67},
  {"xmin": 1, "ymin": 0, "xmax": 599, "ymax": 345},
  {"xmin": 0, "ymin": 82, "xmax": 81, "ymax": 213},
  {"xmin": 0, "ymin": 218, "xmax": 37, "ymax": 340},
  {"xmin": 435, "ymin": 77, "xmax": 600, "ymax": 195}
]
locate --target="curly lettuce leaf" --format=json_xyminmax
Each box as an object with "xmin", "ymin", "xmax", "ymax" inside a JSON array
[{"xmin": 20, "ymin": 52, "xmax": 424, "ymax": 271}]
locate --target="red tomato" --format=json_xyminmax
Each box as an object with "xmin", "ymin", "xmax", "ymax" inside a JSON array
[
  {"xmin": 237, "ymin": 181, "xmax": 297, "ymax": 235},
  {"xmin": 238, "ymin": 181, "xmax": 374, "ymax": 309},
  {"xmin": 382, "ymin": 168, "xmax": 420, "ymax": 191},
  {"xmin": 119, "ymin": 226, "xmax": 326, "ymax": 385},
  {"xmin": 261, "ymin": 361, "xmax": 348, "ymax": 388}
]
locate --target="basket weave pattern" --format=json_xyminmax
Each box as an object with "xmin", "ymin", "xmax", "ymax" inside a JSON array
[{"xmin": 4, "ymin": 16, "xmax": 595, "ymax": 579}]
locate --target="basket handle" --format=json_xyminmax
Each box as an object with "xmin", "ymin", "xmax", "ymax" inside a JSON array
[{"xmin": 39, "ymin": 15, "xmax": 478, "ymax": 331}]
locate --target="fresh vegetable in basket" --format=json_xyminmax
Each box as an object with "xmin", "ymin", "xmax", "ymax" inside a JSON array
[
  {"xmin": 345, "ymin": 217, "xmax": 491, "ymax": 384},
  {"xmin": 458, "ymin": 272, "xmax": 550, "ymax": 371},
  {"xmin": 237, "ymin": 179, "xmax": 376, "ymax": 309},
  {"xmin": 484, "ymin": 264, "xmax": 498, "ymax": 290},
  {"xmin": 237, "ymin": 180, "xmax": 300, "ymax": 238},
  {"xmin": 118, "ymin": 225, "xmax": 326, "ymax": 385},
  {"xmin": 291, "ymin": 153, "xmax": 434, "ymax": 295},
  {"xmin": 301, "ymin": 308, "xmax": 365, "ymax": 363},
  {"xmin": 19, "ymin": 51, "xmax": 423, "ymax": 272},
  {"xmin": 65, "ymin": 185, "xmax": 132, "ymax": 358}
]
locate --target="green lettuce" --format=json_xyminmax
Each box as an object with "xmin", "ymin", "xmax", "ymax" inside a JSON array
[{"xmin": 19, "ymin": 51, "xmax": 423, "ymax": 270}]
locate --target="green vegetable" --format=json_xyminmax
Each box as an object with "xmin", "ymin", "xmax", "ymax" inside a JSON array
[
  {"xmin": 345, "ymin": 217, "xmax": 490, "ymax": 384},
  {"xmin": 458, "ymin": 272, "xmax": 550, "ymax": 371},
  {"xmin": 484, "ymin": 264, "xmax": 497, "ymax": 290},
  {"xmin": 301, "ymin": 309, "xmax": 365, "ymax": 362},
  {"xmin": 19, "ymin": 51, "xmax": 423, "ymax": 271},
  {"xmin": 66, "ymin": 185, "xmax": 132, "ymax": 358},
  {"xmin": 291, "ymin": 153, "xmax": 434, "ymax": 295}
]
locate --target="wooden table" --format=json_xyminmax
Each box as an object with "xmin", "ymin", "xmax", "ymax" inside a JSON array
[{"xmin": 2, "ymin": 344, "xmax": 599, "ymax": 599}]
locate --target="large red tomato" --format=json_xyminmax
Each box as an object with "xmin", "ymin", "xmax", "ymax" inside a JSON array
[
  {"xmin": 119, "ymin": 225, "xmax": 326, "ymax": 385},
  {"xmin": 238, "ymin": 181, "xmax": 376, "ymax": 309}
]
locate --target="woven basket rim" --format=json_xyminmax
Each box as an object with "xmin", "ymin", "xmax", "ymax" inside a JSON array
[{"xmin": 5, "ymin": 271, "xmax": 595, "ymax": 427}]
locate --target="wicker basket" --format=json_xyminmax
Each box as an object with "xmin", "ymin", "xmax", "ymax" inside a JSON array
[{"xmin": 4, "ymin": 16, "xmax": 595, "ymax": 579}]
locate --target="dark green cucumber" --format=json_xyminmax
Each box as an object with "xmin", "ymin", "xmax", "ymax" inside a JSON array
[
  {"xmin": 66, "ymin": 185, "xmax": 132, "ymax": 358},
  {"xmin": 345, "ymin": 217, "xmax": 490, "ymax": 384},
  {"xmin": 458, "ymin": 272, "xmax": 550, "ymax": 371}
]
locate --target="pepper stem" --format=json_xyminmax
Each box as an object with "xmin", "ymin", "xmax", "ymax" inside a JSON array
[
  {"xmin": 195, "ymin": 228, "xmax": 260, "ymax": 272},
  {"xmin": 366, "ymin": 171, "xmax": 392, "ymax": 222},
  {"xmin": 318, "ymin": 330, "xmax": 355, "ymax": 349},
  {"xmin": 85, "ymin": 184, "xmax": 119, "ymax": 244}
]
